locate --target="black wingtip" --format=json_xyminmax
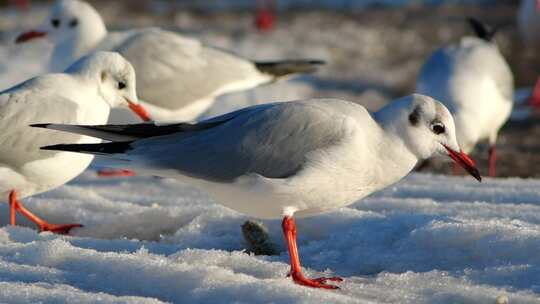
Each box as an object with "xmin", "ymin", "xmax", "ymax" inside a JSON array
[
  {"xmin": 466, "ymin": 17, "xmax": 497, "ymax": 42},
  {"xmin": 255, "ymin": 59, "xmax": 326, "ymax": 78},
  {"xmin": 41, "ymin": 144, "xmax": 69, "ymax": 151},
  {"xmin": 30, "ymin": 123, "xmax": 51, "ymax": 129},
  {"xmin": 40, "ymin": 141, "xmax": 133, "ymax": 154},
  {"xmin": 308, "ymin": 59, "xmax": 326, "ymax": 66}
]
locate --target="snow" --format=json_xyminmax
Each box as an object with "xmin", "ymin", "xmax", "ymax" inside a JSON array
[
  {"xmin": 0, "ymin": 173, "xmax": 539, "ymax": 303},
  {"xmin": 0, "ymin": 2, "xmax": 539, "ymax": 303}
]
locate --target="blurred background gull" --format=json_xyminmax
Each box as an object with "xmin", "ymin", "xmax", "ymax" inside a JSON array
[{"xmin": 0, "ymin": 0, "xmax": 538, "ymax": 178}]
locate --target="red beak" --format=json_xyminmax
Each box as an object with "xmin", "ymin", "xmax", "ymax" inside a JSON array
[
  {"xmin": 15, "ymin": 31, "xmax": 47, "ymax": 43},
  {"xmin": 126, "ymin": 99, "xmax": 151, "ymax": 122},
  {"xmin": 443, "ymin": 145, "xmax": 482, "ymax": 182}
]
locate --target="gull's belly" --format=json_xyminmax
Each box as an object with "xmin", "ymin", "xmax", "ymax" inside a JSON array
[
  {"xmin": 0, "ymin": 152, "xmax": 94, "ymax": 199},
  {"xmin": 455, "ymin": 81, "xmax": 512, "ymax": 151},
  {"xmin": 18, "ymin": 151, "xmax": 95, "ymax": 198},
  {"xmin": 193, "ymin": 167, "xmax": 383, "ymax": 220},
  {"xmin": 0, "ymin": 135, "xmax": 100, "ymax": 199}
]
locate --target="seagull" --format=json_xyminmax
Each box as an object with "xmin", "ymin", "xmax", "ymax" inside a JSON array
[
  {"xmin": 517, "ymin": 0, "xmax": 540, "ymax": 108},
  {"xmin": 0, "ymin": 51, "xmax": 146, "ymax": 234},
  {"xmin": 37, "ymin": 94, "xmax": 481, "ymax": 288},
  {"xmin": 517, "ymin": 0, "xmax": 540, "ymax": 46},
  {"xmin": 416, "ymin": 18, "xmax": 513, "ymax": 177},
  {"xmin": 15, "ymin": 0, "xmax": 325, "ymax": 123}
]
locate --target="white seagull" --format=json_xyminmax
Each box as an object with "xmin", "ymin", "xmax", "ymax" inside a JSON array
[
  {"xmin": 416, "ymin": 18, "xmax": 513, "ymax": 177},
  {"xmin": 0, "ymin": 51, "xmax": 146, "ymax": 234},
  {"xmin": 15, "ymin": 0, "xmax": 325, "ymax": 123},
  {"xmin": 37, "ymin": 94, "xmax": 481, "ymax": 288}
]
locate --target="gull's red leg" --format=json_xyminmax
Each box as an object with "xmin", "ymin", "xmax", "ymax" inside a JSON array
[
  {"xmin": 528, "ymin": 76, "xmax": 540, "ymax": 110},
  {"xmin": 9, "ymin": 191, "xmax": 17, "ymax": 225},
  {"xmin": 488, "ymin": 145, "xmax": 496, "ymax": 177},
  {"xmin": 255, "ymin": 0, "xmax": 275, "ymax": 31},
  {"xmin": 97, "ymin": 169, "xmax": 135, "ymax": 177},
  {"xmin": 8, "ymin": 190, "xmax": 82, "ymax": 234},
  {"xmin": 282, "ymin": 216, "xmax": 343, "ymax": 289}
]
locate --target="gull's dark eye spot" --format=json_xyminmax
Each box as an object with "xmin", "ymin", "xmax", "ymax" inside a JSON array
[
  {"xmin": 431, "ymin": 122, "xmax": 445, "ymax": 135},
  {"xmin": 69, "ymin": 18, "xmax": 78, "ymax": 28},
  {"xmin": 51, "ymin": 19, "xmax": 61, "ymax": 28},
  {"xmin": 408, "ymin": 106, "xmax": 421, "ymax": 126},
  {"xmin": 117, "ymin": 81, "xmax": 126, "ymax": 90}
]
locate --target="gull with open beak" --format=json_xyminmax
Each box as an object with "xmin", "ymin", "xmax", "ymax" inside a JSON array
[
  {"xmin": 0, "ymin": 51, "xmax": 147, "ymax": 233},
  {"xmin": 38, "ymin": 94, "xmax": 481, "ymax": 287}
]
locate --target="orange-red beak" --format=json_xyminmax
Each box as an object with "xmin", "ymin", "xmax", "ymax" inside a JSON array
[
  {"xmin": 126, "ymin": 99, "xmax": 151, "ymax": 122},
  {"xmin": 15, "ymin": 31, "xmax": 47, "ymax": 44},
  {"xmin": 443, "ymin": 144, "xmax": 482, "ymax": 182}
]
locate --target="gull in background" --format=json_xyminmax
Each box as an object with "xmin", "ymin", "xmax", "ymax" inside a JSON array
[
  {"xmin": 518, "ymin": 0, "xmax": 540, "ymax": 46},
  {"xmin": 38, "ymin": 94, "xmax": 481, "ymax": 288},
  {"xmin": 517, "ymin": 0, "xmax": 540, "ymax": 107},
  {"xmin": 0, "ymin": 51, "xmax": 145, "ymax": 233},
  {"xmin": 16, "ymin": 0, "xmax": 325, "ymax": 123},
  {"xmin": 416, "ymin": 18, "xmax": 513, "ymax": 177}
]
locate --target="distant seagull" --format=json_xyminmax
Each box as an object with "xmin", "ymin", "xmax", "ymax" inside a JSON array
[
  {"xmin": 416, "ymin": 18, "xmax": 513, "ymax": 177},
  {"xmin": 16, "ymin": 0, "xmax": 324, "ymax": 123},
  {"xmin": 0, "ymin": 51, "xmax": 145, "ymax": 233},
  {"xmin": 517, "ymin": 0, "xmax": 540, "ymax": 46},
  {"xmin": 517, "ymin": 0, "xmax": 540, "ymax": 107},
  {"xmin": 38, "ymin": 94, "xmax": 481, "ymax": 288}
]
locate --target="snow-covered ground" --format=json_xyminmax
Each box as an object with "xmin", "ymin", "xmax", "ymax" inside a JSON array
[
  {"xmin": 1, "ymin": 173, "xmax": 539, "ymax": 303},
  {"xmin": 0, "ymin": 1, "xmax": 539, "ymax": 303}
]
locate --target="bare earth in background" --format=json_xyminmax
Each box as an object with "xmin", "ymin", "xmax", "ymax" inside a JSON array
[
  {"xmin": 91, "ymin": 1, "xmax": 537, "ymax": 178},
  {"xmin": 1, "ymin": 3, "xmax": 540, "ymax": 302},
  {"xmin": 2, "ymin": 1, "xmax": 538, "ymax": 178}
]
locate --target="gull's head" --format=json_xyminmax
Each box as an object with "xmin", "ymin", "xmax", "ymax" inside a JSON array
[
  {"xmin": 16, "ymin": 0, "xmax": 105, "ymax": 44},
  {"xmin": 377, "ymin": 94, "xmax": 481, "ymax": 181},
  {"xmin": 65, "ymin": 52, "xmax": 149, "ymax": 121}
]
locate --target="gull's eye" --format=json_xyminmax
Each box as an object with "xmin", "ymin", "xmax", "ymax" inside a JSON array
[
  {"xmin": 117, "ymin": 81, "xmax": 126, "ymax": 90},
  {"xmin": 69, "ymin": 18, "xmax": 78, "ymax": 28},
  {"xmin": 431, "ymin": 122, "xmax": 445, "ymax": 135},
  {"xmin": 51, "ymin": 19, "xmax": 61, "ymax": 28}
]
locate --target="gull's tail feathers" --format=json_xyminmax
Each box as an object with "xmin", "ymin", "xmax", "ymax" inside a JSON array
[{"xmin": 255, "ymin": 59, "xmax": 325, "ymax": 79}]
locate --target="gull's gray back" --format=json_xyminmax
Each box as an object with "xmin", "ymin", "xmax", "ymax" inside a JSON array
[
  {"xmin": 0, "ymin": 80, "xmax": 84, "ymax": 167},
  {"xmin": 131, "ymin": 99, "xmax": 360, "ymax": 182},
  {"xmin": 115, "ymin": 29, "xmax": 264, "ymax": 111}
]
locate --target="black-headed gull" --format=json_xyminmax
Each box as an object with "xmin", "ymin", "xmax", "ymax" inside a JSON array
[
  {"xmin": 37, "ymin": 94, "xmax": 481, "ymax": 288},
  {"xmin": 0, "ymin": 51, "xmax": 146, "ymax": 234},
  {"xmin": 518, "ymin": 0, "xmax": 540, "ymax": 46},
  {"xmin": 16, "ymin": 0, "xmax": 324, "ymax": 123},
  {"xmin": 517, "ymin": 0, "xmax": 540, "ymax": 107},
  {"xmin": 416, "ymin": 18, "xmax": 513, "ymax": 177}
]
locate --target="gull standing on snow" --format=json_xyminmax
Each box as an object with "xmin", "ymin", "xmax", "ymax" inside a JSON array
[
  {"xmin": 38, "ymin": 94, "xmax": 481, "ymax": 288},
  {"xmin": 0, "ymin": 51, "xmax": 146, "ymax": 233},
  {"xmin": 16, "ymin": 0, "xmax": 325, "ymax": 123},
  {"xmin": 416, "ymin": 18, "xmax": 513, "ymax": 177}
]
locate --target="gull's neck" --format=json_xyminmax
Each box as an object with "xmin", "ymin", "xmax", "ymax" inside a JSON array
[
  {"xmin": 50, "ymin": 25, "xmax": 107, "ymax": 72},
  {"xmin": 371, "ymin": 102, "xmax": 420, "ymax": 182},
  {"xmin": 377, "ymin": 130, "xmax": 418, "ymax": 182}
]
